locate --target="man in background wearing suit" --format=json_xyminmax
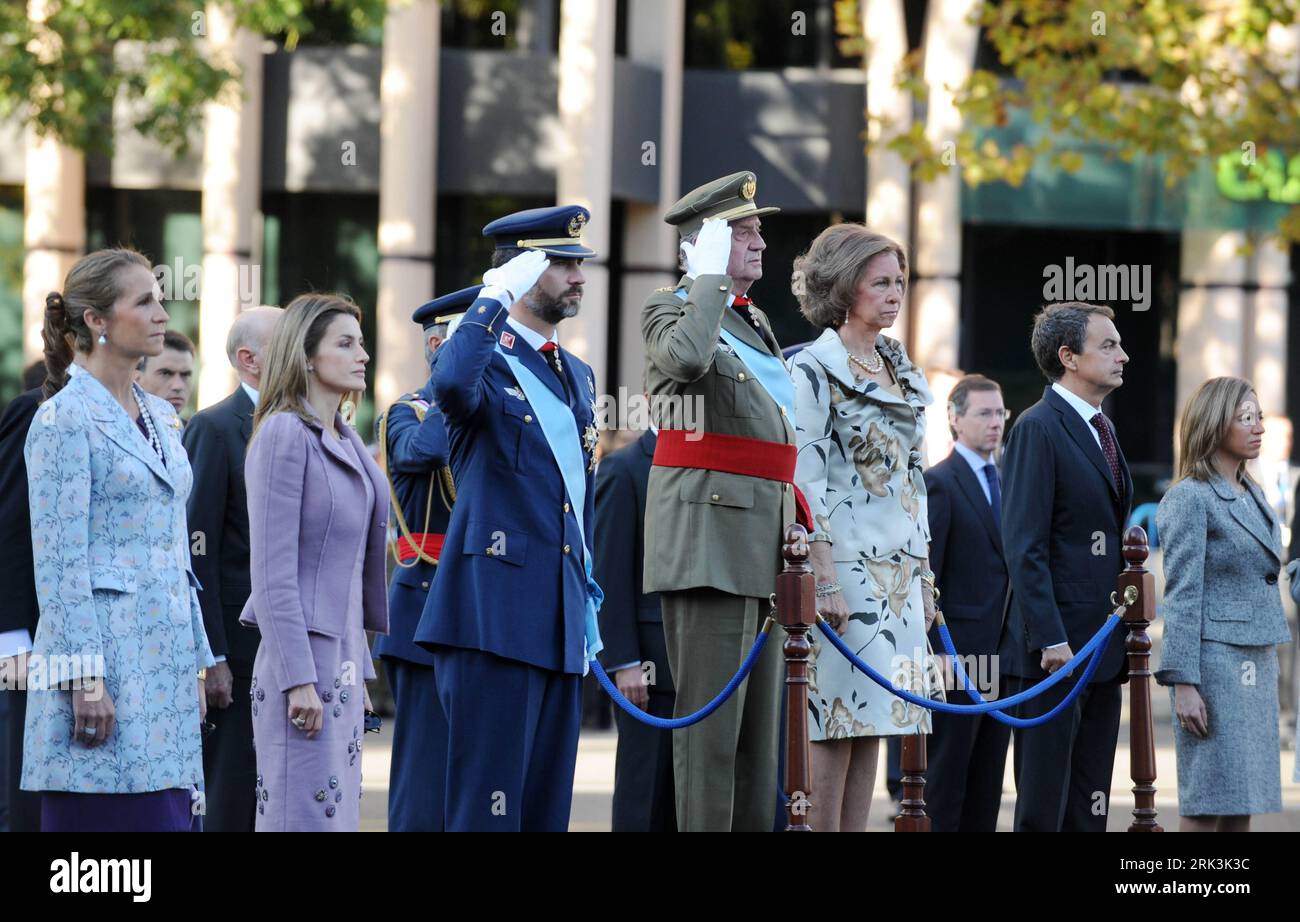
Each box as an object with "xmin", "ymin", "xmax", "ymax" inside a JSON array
[
  {"xmin": 594, "ymin": 421, "xmax": 676, "ymax": 831},
  {"xmin": 375, "ymin": 286, "xmax": 478, "ymax": 831},
  {"xmin": 999, "ymin": 302, "xmax": 1132, "ymax": 832},
  {"xmin": 0, "ymin": 363, "xmax": 66, "ymax": 832},
  {"xmin": 183, "ymin": 306, "xmax": 282, "ymax": 832},
  {"xmin": 925, "ymin": 373, "xmax": 1011, "ymax": 832}
]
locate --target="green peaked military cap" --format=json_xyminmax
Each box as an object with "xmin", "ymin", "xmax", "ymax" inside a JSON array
[{"xmin": 663, "ymin": 170, "xmax": 781, "ymax": 238}]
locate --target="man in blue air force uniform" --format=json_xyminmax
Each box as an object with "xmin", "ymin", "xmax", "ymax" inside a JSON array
[
  {"xmin": 414, "ymin": 206, "xmax": 603, "ymax": 832},
  {"xmin": 373, "ymin": 285, "xmax": 480, "ymax": 832}
]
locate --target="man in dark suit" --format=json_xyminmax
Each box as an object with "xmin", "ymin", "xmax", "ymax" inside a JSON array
[
  {"xmin": 999, "ymin": 302, "xmax": 1132, "ymax": 832},
  {"xmin": 0, "ymin": 377, "xmax": 53, "ymax": 832},
  {"xmin": 183, "ymin": 306, "xmax": 281, "ymax": 831},
  {"xmin": 925, "ymin": 373, "xmax": 1012, "ymax": 832},
  {"xmin": 594, "ymin": 425, "xmax": 676, "ymax": 831}
]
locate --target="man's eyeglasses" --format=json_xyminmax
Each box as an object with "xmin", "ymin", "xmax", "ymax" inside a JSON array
[{"xmin": 968, "ymin": 409, "xmax": 1011, "ymax": 422}]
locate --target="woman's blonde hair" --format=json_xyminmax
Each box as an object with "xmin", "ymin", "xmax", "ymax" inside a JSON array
[
  {"xmin": 1175, "ymin": 376, "xmax": 1259, "ymax": 486},
  {"xmin": 791, "ymin": 223, "xmax": 908, "ymax": 330},
  {"xmin": 252, "ymin": 293, "xmax": 364, "ymax": 438}
]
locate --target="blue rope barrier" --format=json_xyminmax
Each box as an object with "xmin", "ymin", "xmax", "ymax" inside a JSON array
[
  {"xmin": 936, "ymin": 622, "xmax": 1109, "ymax": 727},
  {"xmin": 815, "ymin": 612, "xmax": 1124, "ymax": 715},
  {"xmin": 592, "ymin": 625, "xmax": 772, "ymax": 729}
]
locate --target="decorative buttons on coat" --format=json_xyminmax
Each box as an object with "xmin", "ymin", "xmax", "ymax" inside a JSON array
[
  {"xmin": 255, "ymin": 688, "xmax": 265, "ymax": 701},
  {"xmin": 340, "ymin": 690, "xmax": 350, "ymax": 703},
  {"xmin": 315, "ymin": 790, "xmax": 327, "ymax": 802},
  {"xmin": 737, "ymin": 373, "xmax": 746, "ymax": 381},
  {"xmin": 329, "ymin": 776, "xmax": 339, "ymax": 789},
  {"xmin": 563, "ymin": 545, "xmax": 571, "ymax": 554},
  {"xmin": 524, "ymin": 415, "xmax": 533, "ymax": 424},
  {"xmin": 322, "ymin": 691, "xmax": 333, "ymax": 703},
  {"xmin": 421, "ymin": 581, "xmax": 429, "ymax": 590},
  {"xmin": 711, "ymin": 494, "xmax": 720, "ymax": 502},
  {"xmin": 486, "ymin": 548, "xmax": 496, "ymax": 556},
  {"xmin": 333, "ymin": 705, "xmax": 342, "ymax": 718},
  {"xmin": 1266, "ymin": 573, "xmax": 1279, "ymax": 585},
  {"xmin": 335, "ymin": 791, "xmax": 343, "ymax": 803},
  {"xmin": 334, "ymin": 677, "xmax": 342, "ymax": 689},
  {"xmin": 563, "ymin": 503, "xmax": 570, "ymax": 513},
  {"xmin": 325, "ymin": 805, "xmax": 336, "ymax": 818},
  {"xmin": 261, "ymin": 790, "xmax": 269, "ymax": 802}
]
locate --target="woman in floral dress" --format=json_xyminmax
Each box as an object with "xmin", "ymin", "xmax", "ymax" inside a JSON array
[{"xmin": 791, "ymin": 224, "xmax": 945, "ymax": 831}]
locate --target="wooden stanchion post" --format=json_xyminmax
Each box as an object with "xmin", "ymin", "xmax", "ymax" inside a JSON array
[
  {"xmin": 894, "ymin": 735, "xmax": 931, "ymax": 832},
  {"xmin": 1117, "ymin": 526, "xmax": 1163, "ymax": 832},
  {"xmin": 777, "ymin": 524, "xmax": 814, "ymax": 832}
]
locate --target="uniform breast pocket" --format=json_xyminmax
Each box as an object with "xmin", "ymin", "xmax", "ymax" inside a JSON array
[
  {"xmin": 500, "ymin": 398, "xmax": 534, "ymax": 471},
  {"xmin": 714, "ymin": 360, "xmax": 759, "ymax": 419}
]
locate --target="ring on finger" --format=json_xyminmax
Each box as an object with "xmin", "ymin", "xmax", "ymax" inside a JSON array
[
  {"xmin": 82, "ymin": 725, "xmax": 97, "ymax": 739},
  {"xmin": 291, "ymin": 716, "xmax": 307, "ymax": 729}
]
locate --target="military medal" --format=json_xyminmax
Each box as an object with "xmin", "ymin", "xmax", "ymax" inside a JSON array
[{"xmin": 583, "ymin": 422, "xmax": 599, "ymax": 472}]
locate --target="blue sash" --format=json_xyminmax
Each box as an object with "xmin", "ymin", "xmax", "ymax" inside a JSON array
[
  {"xmin": 674, "ymin": 287, "xmax": 794, "ymax": 418},
  {"xmin": 495, "ymin": 346, "xmax": 604, "ymax": 666}
]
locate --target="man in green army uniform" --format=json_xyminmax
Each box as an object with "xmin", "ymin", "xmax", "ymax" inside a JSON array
[{"xmin": 641, "ymin": 171, "xmax": 806, "ymax": 831}]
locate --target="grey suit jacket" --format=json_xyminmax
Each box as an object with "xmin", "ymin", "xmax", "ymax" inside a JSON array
[{"xmin": 1154, "ymin": 475, "xmax": 1292, "ymax": 686}]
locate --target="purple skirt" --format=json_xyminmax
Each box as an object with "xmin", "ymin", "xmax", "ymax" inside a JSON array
[{"xmin": 41, "ymin": 789, "xmax": 197, "ymax": 832}]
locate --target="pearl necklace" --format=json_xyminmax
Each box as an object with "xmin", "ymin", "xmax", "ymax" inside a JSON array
[
  {"xmin": 133, "ymin": 385, "xmax": 163, "ymax": 459},
  {"xmin": 846, "ymin": 347, "xmax": 884, "ymax": 375}
]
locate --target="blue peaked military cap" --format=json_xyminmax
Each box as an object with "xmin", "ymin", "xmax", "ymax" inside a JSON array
[
  {"xmin": 481, "ymin": 205, "xmax": 598, "ymax": 260},
  {"xmin": 411, "ymin": 284, "xmax": 485, "ymax": 329}
]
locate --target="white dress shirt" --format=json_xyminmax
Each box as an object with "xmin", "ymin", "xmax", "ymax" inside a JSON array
[
  {"xmin": 1051, "ymin": 381, "xmax": 1103, "ymax": 449},
  {"xmin": 953, "ymin": 440, "xmax": 996, "ymax": 507}
]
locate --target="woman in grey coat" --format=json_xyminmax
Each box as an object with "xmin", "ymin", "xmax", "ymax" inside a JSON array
[{"xmin": 1156, "ymin": 376, "xmax": 1291, "ymax": 831}]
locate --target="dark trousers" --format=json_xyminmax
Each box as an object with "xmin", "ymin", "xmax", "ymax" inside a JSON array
[
  {"xmin": 610, "ymin": 622, "xmax": 676, "ymax": 832},
  {"xmin": 384, "ymin": 658, "xmax": 448, "ymax": 832},
  {"xmin": 435, "ymin": 647, "xmax": 581, "ymax": 832},
  {"xmin": 927, "ymin": 708, "xmax": 1011, "ymax": 832},
  {"xmin": 1008, "ymin": 675, "xmax": 1122, "ymax": 832},
  {"xmin": 201, "ymin": 672, "xmax": 257, "ymax": 832},
  {"xmin": 2, "ymin": 690, "xmax": 40, "ymax": 831}
]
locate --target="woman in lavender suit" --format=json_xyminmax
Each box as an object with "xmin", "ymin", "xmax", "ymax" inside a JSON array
[{"xmin": 241, "ymin": 293, "xmax": 388, "ymax": 831}]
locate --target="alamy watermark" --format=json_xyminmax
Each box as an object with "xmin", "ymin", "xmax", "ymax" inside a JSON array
[{"xmin": 1042, "ymin": 257, "xmax": 1151, "ymax": 311}]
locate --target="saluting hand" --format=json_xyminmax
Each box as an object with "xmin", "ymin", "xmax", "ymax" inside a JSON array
[
  {"xmin": 679, "ymin": 218, "xmax": 732, "ymax": 278},
  {"xmin": 482, "ymin": 249, "xmax": 550, "ymax": 305}
]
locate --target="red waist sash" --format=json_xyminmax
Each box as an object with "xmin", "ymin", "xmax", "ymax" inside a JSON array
[
  {"xmin": 396, "ymin": 532, "xmax": 445, "ymax": 564},
  {"xmin": 652, "ymin": 429, "xmax": 813, "ymax": 529}
]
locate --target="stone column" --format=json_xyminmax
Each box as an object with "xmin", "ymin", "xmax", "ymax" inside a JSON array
[
  {"xmin": 1175, "ymin": 229, "xmax": 1249, "ymax": 421},
  {"xmin": 22, "ymin": 0, "xmax": 85, "ymax": 364},
  {"xmin": 618, "ymin": 0, "xmax": 684, "ymax": 399},
  {"xmin": 375, "ymin": 0, "xmax": 440, "ymax": 412},
  {"xmin": 556, "ymin": 0, "xmax": 616, "ymax": 391},
  {"xmin": 197, "ymin": 2, "xmax": 263, "ymax": 409},
  {"xmin": 863, "ymin": 0, "xmax": 913, "ymax": 349},
  {"xmin": 909, "ymin": 0, "xmax": 981, "ymax": 370}
]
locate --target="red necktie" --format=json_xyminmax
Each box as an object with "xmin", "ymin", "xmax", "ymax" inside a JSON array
[
  {"xmin": 732, "ymin": 294, "xmax": 752, "ymax": 307},
  {"xmin": 1090, "ymin": 412, "xmax": 1124, "ymax": 499}
]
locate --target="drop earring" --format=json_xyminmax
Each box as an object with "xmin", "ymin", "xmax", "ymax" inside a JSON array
[
  {"xmin": 98, "ymin": 333, "xmax": 107, "ymax": 345},
  {"xmin": 307, "ymin": 364, "xmax": 315, "ymax": 373}
]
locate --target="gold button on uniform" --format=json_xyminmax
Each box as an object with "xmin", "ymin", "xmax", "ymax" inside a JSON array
[
  {"xmin": 719, "ymin": 285, "xmax": 727, "ymax": 291},
  {"xmin": 711, "ymin": 493, "xmax": 720, "ymax": 501},
  {"xmin": 524, "ymin": 415, "xmax": 533, "ymax": 423},
  {"xmin": 737, "ymin": 372, "xmax": 746, "ymax": 381},
  {"xmin": 563, "ymin": 544, "xmax": 571, "ymax": 554},
  {"xmin": 486, "ymin": 548, "xmax": 496, "ymax": 556},
  {"xmin": 563, "ymin": 502, "xmax": 570, "ymax": 513},
  {"xmin": 477, "ymin": 305, "xmax": 486, "ymax": 314},
  {"xmin": 421, "ymin": 581, "xmax": 429, "ymax": 590}
]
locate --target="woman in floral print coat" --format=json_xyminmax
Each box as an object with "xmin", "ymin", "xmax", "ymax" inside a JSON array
[
  {"xmin": 791, "ymin": 224, "xmax": 945, "ymax": 832},
  {"xmin": 23, "ymin": 249, "xmax": 214, "ymax": 831}
]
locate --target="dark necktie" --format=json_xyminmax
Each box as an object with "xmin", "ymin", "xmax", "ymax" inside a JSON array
[
  {"xmin": 540, "ymin": 341, "xmax": 567, "ymax": 393},
  {"xmin": 983, "ymin": 462, "xmax": 1002, "ymax": 530},
  {"xmin": 1090, "ymin": 412, "xmax": 1124, "ymax": 499}
]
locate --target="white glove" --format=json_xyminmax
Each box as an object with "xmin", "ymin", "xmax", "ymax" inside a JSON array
[
  {"xmin": 678, "ymin": 218, "xmax": 732, "ymax": 279},
  {"xmin": 481, "ymin": 250, "xmax": 550, "ymax": 307}
]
